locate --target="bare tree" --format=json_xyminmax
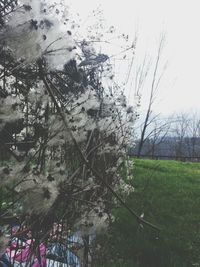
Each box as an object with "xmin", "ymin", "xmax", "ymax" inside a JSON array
[
  {"xmin": 171, "ymin": 113, "xmax": 190, "ymax": 158},
  {"xmin": 135, "ymin": 34, "xmax": 168, "ymax": 157},
  {"xmin": 170, "ymin": 112, "xmax": 200, "ymax": 158},
  {"xmin": 185, "ymin": 112, "xmax": 200, "ymax": 157},
  {"xmin": 144, "ymin": 116, "xmax": 172, "ymax": 157}
]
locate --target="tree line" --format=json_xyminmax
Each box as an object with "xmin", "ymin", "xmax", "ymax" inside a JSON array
[{"xmin": 132, "ymin": 112, "xmax": 200, "ymax": 160}]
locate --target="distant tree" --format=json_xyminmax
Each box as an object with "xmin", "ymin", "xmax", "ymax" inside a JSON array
[
  {"xmin": 185, "ymin": 112, "xmax": 200, "ymax": 157},
  {"xmin": 171, "ymin": 113, "xmax": 190, "ymax": 158},
  {"xmin": 170, "ymin": 112, "xmax": 200, "ymax": 158},
  {"xmin": 144, "ymin": 116, "xmax": 172, "ymax": 157}
]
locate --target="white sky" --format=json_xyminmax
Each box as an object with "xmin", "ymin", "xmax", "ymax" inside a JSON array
[{"xmin": 68, "ymin": 0, "xmax": 200, "ymax": 116}]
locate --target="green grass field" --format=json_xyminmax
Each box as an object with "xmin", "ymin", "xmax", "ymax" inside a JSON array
[{"xmin": 97, "ymin": 159, "xmax": 200, "ymax": 267}]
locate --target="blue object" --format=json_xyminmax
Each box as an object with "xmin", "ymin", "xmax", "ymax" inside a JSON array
[
  {"xmin": 46, "ymin": 242, "xmax": 80, "ymax": 267},
  {"xmin": 0, "ymin": 253, "xmax": 10, "ymax": 267}
]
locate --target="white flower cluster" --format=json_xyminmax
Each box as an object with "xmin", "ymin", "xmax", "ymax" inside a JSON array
[
  {"xmin": 2, "ymin": 0, "xmax": 75, "ymax": 70},
  {"xmin": 76, "ymin": 209, "xmax": 109, "ymax": 236},
  {"xmin": 117, "ymin": 179, "xmax": 134, "ymax": 195},
  {"xmin": 0, "ymin": 0, "xmax": 137, "ymax": 238},
  {"xmin": 0, "ymin": 95, "xmax": 22, "ymax": 130},
  {"xmin": 0, "ymin": 235, "xmax": 9, "ymax": 257}
]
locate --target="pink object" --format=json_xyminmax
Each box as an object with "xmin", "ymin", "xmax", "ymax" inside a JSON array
[{"xmin": 6, "ymin": 239, "xmax": 46, "ymax": 266}]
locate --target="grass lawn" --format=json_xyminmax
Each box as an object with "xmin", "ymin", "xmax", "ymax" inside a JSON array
[{"xmin": 97, "ymin": 159, "xmax": 200, "ymax": 267}]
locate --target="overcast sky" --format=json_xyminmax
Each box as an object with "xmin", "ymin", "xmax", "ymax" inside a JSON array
[{"xmin": 68, "ymin": 0, "xmax": 200, "ymax": 116}]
